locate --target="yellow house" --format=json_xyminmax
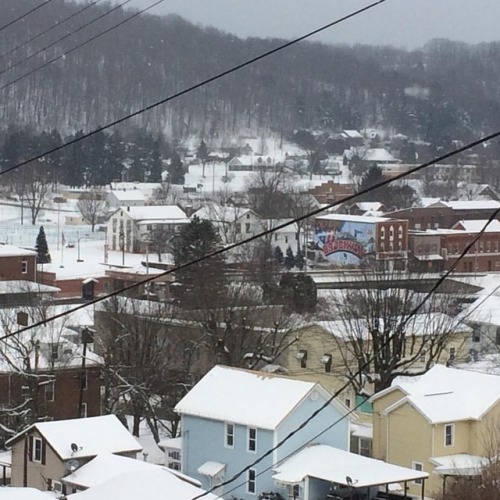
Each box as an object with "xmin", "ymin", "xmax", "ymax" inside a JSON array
[
  {"xmin": 280, "ymin": 313, "xmax": 471, "ymax": 458},
  {"xmin": 371, "ymin": 365, "xmax": 500, "ymax": 498},
  {"xmin": 282, "ymin": 313, "xmax": 470, "ymax": 413}
]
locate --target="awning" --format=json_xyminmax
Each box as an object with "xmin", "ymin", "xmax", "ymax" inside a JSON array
[
  {"xmin": 273, "ymin": 445, "xmax": 428, "ymax": 488},
  {"xmin": 430, "ymin": 454, "xmax": 488, "ymax": 476},
  {"xmin": 198, "ymin": 461, "xmax": 226, "ymax": 477},
  {"xmin": 414, "ymin": 254, "xmax": 443, "ymax": 261}
]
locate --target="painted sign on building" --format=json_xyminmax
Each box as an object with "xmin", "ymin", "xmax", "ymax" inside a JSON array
[{"xmin": 315, "ymin": 218, "xmax": 376, "ymax": 265}]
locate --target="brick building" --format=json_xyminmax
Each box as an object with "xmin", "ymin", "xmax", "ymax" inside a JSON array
[
  {"xmin": 307, "ymin": 180, "xmax": 355, "ymax": 205},
  {"xmin": 0, "ymin": 244, "xmax": 37, "ymax": 281},
  {"xmin": 314, "ymin": 214, "xmax": 408, "ymax": 269},
  {"xmin": 387, "ymin": 200, "xmax": 500, "ymax": 231}
]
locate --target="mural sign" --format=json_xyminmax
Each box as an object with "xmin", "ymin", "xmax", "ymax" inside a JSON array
[{"xmin": 314, "ymin": 218, "xmax": 376, "ymax": 265}]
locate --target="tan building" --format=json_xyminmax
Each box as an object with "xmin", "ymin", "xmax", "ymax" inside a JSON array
[
  {"xmin": 7, "ymin": 414, "xmax": 142, "ymax": 494},
  {"xmin": 371, "ymin": 365, "xmax": 500, "ymax": 498}
]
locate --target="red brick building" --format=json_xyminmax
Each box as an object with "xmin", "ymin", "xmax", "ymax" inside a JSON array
[
  {"xmin": 307, "ymin": 180, "xmax": 355, "ymax": 205},
  {"xmin": 0, "ymin": 244, "xmax": 37, "ymax": 281}
]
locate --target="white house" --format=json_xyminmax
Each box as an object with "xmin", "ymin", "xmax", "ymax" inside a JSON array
[
  {"xmin": 192, "ymin": 204, "xmax": 262, "ymax": 244},
  {"xmin": 107, "ymin": 190, "xmax": 146, "ymax": 209},
  {"xmin": 107, "ymin": 205, "xmax": 189, "ymax": 253}
]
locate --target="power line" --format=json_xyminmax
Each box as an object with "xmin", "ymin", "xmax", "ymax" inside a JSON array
[
  {"xmin": 0, "ymin": 0, "xmax": 388, "ymax": 177},
  {"xmin": 0, "ymin": 0, "xmax": 105, "ymax": 60},
  {"xmin": 0, "ymin": 0, "xmax": 165, "ymax": 92},
  {"xmin": 191, "ymin": 208, "xmax": 500, "ymax": 500},
  {"xmin": 2, "ymin": 132, "xmax": 498, "ymax": 342},
  {"xmin": 0, "ymin": 0, "xmax": 55, "ymax": 33},
  {"xmin": 0, "ymin": 0, "xmax": 134, "ymax": 80}
]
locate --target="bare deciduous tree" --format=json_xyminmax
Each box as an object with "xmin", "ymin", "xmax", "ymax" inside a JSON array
[
  {"xmin": 323, "ymin": 272, "xmax": 464, "ymax": 393},
  {"xmin": 77, "ymin": 189, "xmax": 110, "ymax": 232}
]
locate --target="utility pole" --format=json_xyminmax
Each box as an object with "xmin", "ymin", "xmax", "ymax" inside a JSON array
[{"xmin": 78, "ymin": 328, "xmax": 93, "ymax": 418}]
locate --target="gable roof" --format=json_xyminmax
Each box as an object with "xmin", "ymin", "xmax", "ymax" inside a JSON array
[
  {"xmin": 121, "ymin": 205, "xmax": 188, "ymax": 222},
  {"xmin": 376, "ymin": 365, "xmax": 500, "ymax": 423},
  {"xmin": 453, "ymin": 219, "xmax": 500, "ymax": 233},
  {"xmin": 7, "ymin": 415, "xmax": 142, "ymax": 460},
  {"xmin": 0, "ymin": 244, "xmax": 37, "ymax": 257},
  {"xmin": 66, "ymin": 468, "xmax": 220, "ymax": 500},
  {"xmin": 109, "ymin": 190, "xmax": 145, "ymax": 202},
  {"xmin": 175, "ymin": 365, "xmax": 340, "ymax": 430},
  {"xmin": 62, "ymin": 453, "xmax": 196, "ymax": 490}
]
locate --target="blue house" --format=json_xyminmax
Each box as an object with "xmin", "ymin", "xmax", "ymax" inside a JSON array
[{"xmin": 175, "ymin": 365, "xmax": 351, "ymax": 500}]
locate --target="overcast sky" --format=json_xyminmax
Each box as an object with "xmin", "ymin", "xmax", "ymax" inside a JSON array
[{"xmin": 129, "ymin": 0, "xmax": 500, "ymax": 49}]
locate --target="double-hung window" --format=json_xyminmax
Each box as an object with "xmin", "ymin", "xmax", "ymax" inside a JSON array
[
  {"xmin": 247, "ymin": 468, "xmax": 256, "ymax": 494},
  {"xmin": 225, "ymin": 422, "xmax": 234, "ymax": 448},
  {"xmin": 33, "ymin": 437, "xmax": 43, "ymax": 462},
  {"xmin": 444, "ymin": 423, "xmax": 455, "ymax": 447},
  {"xmin": 248, "ymin": 427, "xmax": 257, "ymax": 453}
]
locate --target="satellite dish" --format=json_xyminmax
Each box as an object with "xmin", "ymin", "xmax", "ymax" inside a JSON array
[
  {"xmin": 70, "ymin": 442, "xmax": 79, "ymax": 453},
  {"xmin": 66, "ymin": 459, "xmax": 80, "ymax": 472}
]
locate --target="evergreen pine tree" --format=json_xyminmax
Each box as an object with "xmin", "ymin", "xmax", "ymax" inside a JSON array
[
  {"xmin": 35, "ymin": 226, "xmax": 51, "ymax": 264},
  {"xmin": 284, "ymin": 246, "xmax": 295, "ymax": 270},
  {"xmin": 148, "ymin": 139, "xmax": 163, "ymax": 182},
  {"xmin": 274, "ymin": 246, "xmax": 284, "ymax": 265},
  {"xmin": 167, "ymin": 152, "xmax": 185, "ymax": 185},
  {"xmin": 197, "ymin": 140, "xmax": 209, "ymax": 178},
  {"xmin": 295, "ymin": 248, "xmax": 305, "ymax": 270}
]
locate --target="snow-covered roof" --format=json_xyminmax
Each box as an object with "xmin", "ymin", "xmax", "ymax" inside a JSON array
[
  {"xmin": 0, "ymin": 281, "xmax": 60, "ymax": 294},
  {"xmin": 175, "ymin": 365, "xmax": 330, "ymax": 430},
  {"xmin": 342, "ymin": 130, "xmax": 363, "ymax": 139},
  {"xmin": 453, "ymin": 219, "xmax": 500, "ymax": 233},
  {"xmin": 436, "ymin": 200, "xmax": 500, "ymax": 211},
  {"xmin": 363, "ymin": 148, "xmax": 399, "ymax": 163},
  {"xmin": 380, "ymin": 365, "xmax": 500, "ymax": 423},
  {"xmin": 461, "ymin": 294, "xmax": 500, "ymax": 325},
  {"xmin": 316, "ymin": 214, "xmax": 390, "ymax": 224},
  {"xmin": 353, "ymin": 202, "xmax": 385, "ymax": 211},
  {"xmin": 66, "ymin": 468, "xmax": 220, "ymax": 500},
  {"xmin": 108, "ymin": 190, "xmax": 145, "ymax": 202},
  {"xmin": 192, "ymin": 204, "xmax": 254, "ymax": 223},
  {"xmin": 8, "ymin": 415, "xmax": 142, "ymax": 460},
  {"xmin": 314, "ymin": 312, "xmax": 470, "ymax": 341},
  {"xmin": 273, "ymin": 444, "xmax": 428, "ymax": 487},
  {"xmin": 1, "ymin": 488, "xmax": 56, "ymax": 500},
  {"xmin": 62, "ymin": 453, "xmax": 171, "ymax": 489},
  {"xmin": 121, "ymin": 205, "xmax": 188, "ymax": 222},
  {"xmin": 429, "ymin": 454, "xmax": 488, "ymax": 476},
  {"xmin": 0, "ymin": 244, "xmax": 36, "ymax": 257}
]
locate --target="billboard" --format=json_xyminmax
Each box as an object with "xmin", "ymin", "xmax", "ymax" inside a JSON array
[{"xmin": 314, "ymin": 217, "xmax": 376, "ymax": 265}]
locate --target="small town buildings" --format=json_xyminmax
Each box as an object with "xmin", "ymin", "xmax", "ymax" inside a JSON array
[
  {"xmin": 107, "ymin": 205, "xmax": 189, "ymax": 253},
  {"xmin": 191, "ymin": 204, "xmax": 262, "ymax": 244},
  {"xmin": 314, "ymin": 214, "xmax": 408, "ymax": 269},
  {"xmin": 7, "ymin": 414, "xmax": 142, "ymax": 492},
  {"xmin": 175, "ymin": 365, "xmax": 351, "ymax": 500},
  {"xmin": 0, "ymin": 244, "xmax": 37, "ymax": 282},
  {"xmin": 371, "ymin": 365, "xmax": 500, "ymax": 497},
  {"xmin": 264, "ymin": 219, "xmax": 300, "ymax": 253},
  {"xmin": 66, "ymin": 466, "xmax": 220, "ymax": 500},
  {"xmin": 107, "ymin": 189, "xmax": 146, "ymax": 209},
  {"xmin": 307, "ymin": 180, "xmax": 354, "ymax": 205}
]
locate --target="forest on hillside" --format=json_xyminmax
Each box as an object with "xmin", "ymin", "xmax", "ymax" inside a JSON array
[{"xmin": 1, "ymin": 0, "xmax": 500, "ymax": 144}]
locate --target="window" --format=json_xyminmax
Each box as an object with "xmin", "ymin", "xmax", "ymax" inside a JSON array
[
  {"xmin": 235, "ymin": 223, "xmax": 241, "ymax": 234},
  {"xmin": 415, "ymin": 223, "xmax": 421, "ymax": 230},
  {"xmin": 247, "ymin": 468, "xmax": 256, "ymax": 494},
  {"xmin": 225, "ymin": 422, "xmax": 234, "ymax": 448},
  {"xmin": 45, "ymin": 381, "xmax": 55, "ymax": 402},
  {"xmin": 81, "ymin": 370, "xmax": 88, "ymax": 390},
  {"xmin": 33, "ymin": 437, "xmax": 43, "ymax": 463},
  {"xmin": 413, "ymin": 461, "xmax": 424, "ymax": 484},
  {"xmin": 167, "ymin": 449, "xmax": 181, "ymax": 471},
  {"xmin": 380, "ymin": 227, "xmax": 386, "ymax": 239},
  {"xmin": 398, "ymin": 225, "xmax": 403, "ymax": 238},
  {"xmin": 52, "ymin": 481, "xmax": 63, "ymax": 494},
  {"xmin": 296, "ymin": 350, "xmax": 307, "ymax": 368},
  {"xmin": 51, "ymin": 344, "xmax": 59, "ymax": 360},
  {"xmin": 80, "ymin": 402, "xmax": 87, "ymax": 418},
  {"xmin": 389, "ymin": 225, "xmax": 394, "ymax": 240},
  {"xmin": 345, "ymin": 397, "xmax": 351, "ymax": 408},
  {"xmin": 449, "ymin": 347, "xmax": 456, "ymax": 361},
  {"xmin": 444, "ymin": 423, "xmax": 455, "ymax": 447},
  {"xmin": 21, "ymin": 259, "xmax": 28, "ymax": 274},
  {"xmin": 245, "ymin": 223, "xmax": 251, "ymax": 233},
  {"xmin": 248, "ymin": 427, "xmax": 257, "ymax": 453},
  {"xmin": 321, "ymin": 354, "xmax": 332, "ymax": 373},
  {"xmin": 472, "ymin": 327, "xmax": 481, "ymax": 343}
]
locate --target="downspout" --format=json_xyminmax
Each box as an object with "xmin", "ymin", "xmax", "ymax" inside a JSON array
[{"xmin": 386, "ymin": 413, "xmax": 390, "ymax": 461}]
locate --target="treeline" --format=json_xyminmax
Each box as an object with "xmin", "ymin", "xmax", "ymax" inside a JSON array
[
  {"xmin": 0, "ymin": 126, "xmax": 185, "ymax": 186},
  {"xmin": 1, "ymin": 1, "xmax": 500, "ymax": 142}
]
